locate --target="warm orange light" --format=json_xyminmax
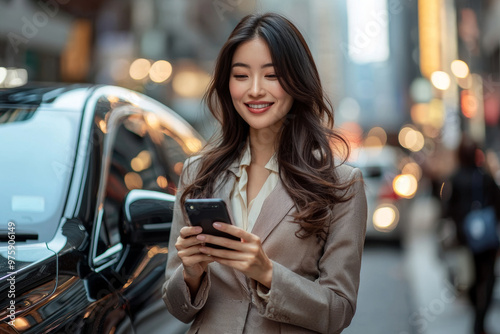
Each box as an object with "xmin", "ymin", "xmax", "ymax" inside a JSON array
[
  {"xmin": 157, "ymin": 175, "xmax": 168, "ymax": 188},
  {"xmin": 174, "ymin": 162, "xmax": 184, "ymax": 175},
  {"xmin": 131, "ymin": 150, "xmax": 152, "ymax": 172},
  {"xmin": 364, "ymin": 127, "xmax": 387, "ymax": 147},
  {"xmin": 418, "ymin": 0, "xmax": 441, "ymax": 78},
  {"xmin": 340, "ymin": 122, "xmax": 363, "ymax": 149},
  {"xmin": 398, "ymin": 126, "xmax": 425, "ymax": 152},
  {"xmin": 402, "ymin": 162, "xmax": 423, "ymax": 181},
  {"xmin": 149, "ymin": 60, "xmax": 173, "ymax": 83},
  {"xmin": 12, "ymin": 317, "xmax": 30, "ymax": 330},
  {"xmin": 451, "ymin": 60, "xmax": 469, "ymax": 78},
  {"xmin": 373, "ymin": 204, "xmax": 399, "ymax": 232},
  {"xmin": 461, "ymin": 90, "xmax": 478, "ymax": 118},
  {"xmin": 172, "ymin": 70, "xmax": 211, "ymax": 98},
  {"xmin": 428, "ymin": 98, "xmax": 445, "ymax": 129},
  {"xmin": 411, "ymin": 103, "xmax": 429, "ymax": 125},
  {"xmin": 124, "ymin": 172, "xmax": 143, "ymax": 190},
  {"xmin": 61, "ymin": 19, "xmax": 92, "ymax": 82},
  {"xmin": 98, "ymin": 120, "xmax": 107, "ymax": 134},
  {"xmin": 145, "ymin": 113, "xmax": 160, "ymax": 129},
  {"xmin": 430, "ymin": 71, "xmax": 451, "ymax": 90},
  {"xmin": 393, "ymin": 174, "xmax": 418, "ymax": 198},
  {"xmin": 129, "ymin": 58, "xmax": 151, "ymax": 80},
  {"xmin": 185, "ymin": 138, "xmax": 202, "ymax": 153}
]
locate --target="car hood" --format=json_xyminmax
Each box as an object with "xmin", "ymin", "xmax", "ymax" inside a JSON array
[
  {"xmin": 0, "ymin": 242, "xmax": 56, "ymax": 279},
  {"xmin": 0, "ymin": 242, "xmax": 58, "ymax": 324}
]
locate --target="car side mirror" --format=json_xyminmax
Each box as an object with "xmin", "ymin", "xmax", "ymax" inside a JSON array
[{"xmin": 122, "ymin": 189, "xmax": 175, "ymax": 245}]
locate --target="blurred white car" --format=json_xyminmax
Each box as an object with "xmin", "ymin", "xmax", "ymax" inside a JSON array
[{"xmin": 349, "ymin": 145, "xmax": 418, "ymax": 244}]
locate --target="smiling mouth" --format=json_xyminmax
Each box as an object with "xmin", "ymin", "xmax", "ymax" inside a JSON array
[
  {"xmin": 246, "ymin": 103, "xmax": 273, "ymax": 109},
  {"xmin": 244, "ymin": 102, "xmax": 274, "ymax": 114}
]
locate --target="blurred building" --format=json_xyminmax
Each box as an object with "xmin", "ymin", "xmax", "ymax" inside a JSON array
[{"xmin": 1, "ymin": 0, "xmax": 499, "ymax": 156}]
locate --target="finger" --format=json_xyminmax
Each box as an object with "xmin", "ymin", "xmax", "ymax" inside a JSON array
[
  {"xmin": 180, "ymin": 253, "xmax": 215, "ymax": 266},
  {"xmin": 196, "ymin": 234, "xmax": 243, "ymax": 251},
  {"xmin": 198, "ymin": 246, "xmax": 249, "ymax": 261},
  {"xmin": 178, "ymin": 244, "xmax": 207, "ymax": 257},
  {"xmin": 212, "ymin": 222, "xmax": 260, "ymax": 243},
  {"xmin": 176, "ymin": 234, "xmax": 205, "ymax": 250},
  {"xmin": 179, "ymin": 226, "xmax": 203, "ymax": 239}
]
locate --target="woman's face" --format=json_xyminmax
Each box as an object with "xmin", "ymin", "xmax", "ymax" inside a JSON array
[{"xmin": 229, "ymin": 38, "xmax": 294, "ymax": 134}]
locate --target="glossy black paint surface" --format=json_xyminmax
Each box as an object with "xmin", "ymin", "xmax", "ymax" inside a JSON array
[{"xmin": 0, "ymin": 84, "xmax": 202, "ymax": 333}]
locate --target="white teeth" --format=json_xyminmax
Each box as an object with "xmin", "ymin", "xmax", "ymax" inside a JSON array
[{"xmin": 248, "ymin": 103, "xmax": 272, "ymax": 109}]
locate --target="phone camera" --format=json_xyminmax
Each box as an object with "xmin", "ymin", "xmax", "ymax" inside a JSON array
[{"xmin": 189, "ymin": 205, "xmax": 195, "ymax": 210}]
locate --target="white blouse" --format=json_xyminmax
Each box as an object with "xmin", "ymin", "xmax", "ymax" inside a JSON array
[{"xmin": 230, "ymin": 142, "xmax": 279, "ymax": 232}]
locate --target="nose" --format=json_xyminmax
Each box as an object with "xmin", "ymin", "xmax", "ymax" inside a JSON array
[{"xmin": 249, "ymin": 77, "xmax": 265, "ymax": 97}]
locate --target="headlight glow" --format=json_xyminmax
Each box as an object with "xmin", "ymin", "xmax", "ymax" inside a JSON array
[
  {"xmin": 373, "ymin": 204, "xmax": 400, "ymax": 232},
  {"xmin": 393, "ymin": 174, "xmax": 418, "ymax": 198}
]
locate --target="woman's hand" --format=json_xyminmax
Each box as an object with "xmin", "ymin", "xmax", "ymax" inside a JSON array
[
  {"xmin": 175, "ymin": 226, "xmax": 215, "ymax": 295},
  {"xmin": 196, "ymin": 223, "xmax": 273, "ymax": 288}
]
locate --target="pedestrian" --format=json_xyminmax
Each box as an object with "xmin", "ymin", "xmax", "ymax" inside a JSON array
[
  {"xmin": 442, "ymin": 133, "xmax": 500, "ymax": 334},
  {"xmin": 162, "ymin": 12, "xmax": 367, "ymax": 333}
]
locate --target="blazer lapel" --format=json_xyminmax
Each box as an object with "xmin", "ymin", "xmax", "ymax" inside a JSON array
[
  {"xmin": 212, "ymin": 163, "xmax": 295, "ymax": 244},
  {"xmin": 251, "ymin": 180, "xmax": 295, "ymax": 243},
  {"xmin": 212, "ymin": 162, "xmax": 295, "ymax": 293}
]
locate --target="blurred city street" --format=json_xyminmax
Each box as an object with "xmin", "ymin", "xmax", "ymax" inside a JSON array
[
  {"xmin": 2, "ymin": 0, "xmax": 500, "ymax": 333},
  {"xmin": 348, "ymin": 194, "xmax": 500, "ymax": 334}
]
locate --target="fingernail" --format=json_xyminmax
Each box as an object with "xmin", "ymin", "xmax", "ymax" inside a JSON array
[
  {"xmin": 213, "ymin": 222, "xmax": 221, "ymax": 229},
  {"xmin": 197, "ymin": 235, "xmax": 206, "ymax": 241}
]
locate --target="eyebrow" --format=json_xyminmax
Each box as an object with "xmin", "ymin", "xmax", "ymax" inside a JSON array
[{"xmin": 231, "ymin": 62, "xmax": 274, "ymax": 69}]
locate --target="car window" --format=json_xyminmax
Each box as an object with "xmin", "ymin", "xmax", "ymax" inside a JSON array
[
  {"xmin": 96, "ymin": 114, "xmax": 168, "ymax": 256},
  {"xmin": 154, "ymin": 128, "xmax": 189, "ymax": 194},
  {"xmin": 0, "ymin": 107, "xmax": 80, "ymax": 243}
]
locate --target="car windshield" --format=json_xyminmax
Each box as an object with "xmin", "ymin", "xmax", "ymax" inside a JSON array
[{"xmin": 0, "ymin": 100, "xmax": 82, "ymax": 243}]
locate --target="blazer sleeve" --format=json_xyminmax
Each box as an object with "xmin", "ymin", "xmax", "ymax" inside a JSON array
[
  {"xmin": 162, "ymin": 157, "xmax": 212, "ymax": 323},
  {"xmin": 250, "ymin": 167, "xmax": 367, "ymax": 334}
]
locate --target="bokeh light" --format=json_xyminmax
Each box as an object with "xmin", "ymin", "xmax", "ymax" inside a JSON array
[
  {"xmin": 430, "ymin": 71, "xmax": 451, "ymax": 90},
  {"xmin": 340, "ymin": 121, "xmax": 363, "ymax": 150},
  {"xmin": 373, "ymin": 204, "xmax": 399, "ymax": 232},
  {"xmin": 157, "ymin": 175, "xmax": 168, "ymax": 188},
  {"xmin": 461, "ymin": 90, "xmax": 478, "ymax": 118},
  {"xmin": 174, "ymin": 162, "xmax": 184, "ymax": 175},
  {"xmin": 398, "ymin": 126, "xmax": 425, "ymax": 152},
  {"xmin": 402, "ymin": 161, "xmax": 423, "ymax": 181},
  {"xmin": 393, "ymin": 174, "xmax": 418, "ymax": 198},
  {"xmin": 450, "ymin": 60, "xmax": 469, "ymax": 78},
  {"xmin": 124, "ymin": 172, "xmax": 143, "ymax": 190},
  {"xmin": 129, "ymin": 58, "xmax": 151, "ymax": 80},
  {"xmin": 364, "ymin": 127, "xmax": 387, "ymax": 147},
  {"xmin": 131, "ymin": 150, "xmax": 152, "ymax": 172},
  {"xmin": 149, "ymin": 60, "xmax": 173, "ymax": 83},
  {"xmin": 184, "ymin": 138, "xmax": 202, "ymax": 153},
  {"xmin": 172, "ymin": 70, "xmax": 211, "ymax": 98}
]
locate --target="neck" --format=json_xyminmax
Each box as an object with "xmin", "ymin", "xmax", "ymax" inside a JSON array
[{"xmin": 249, "ymin": 127, "xmax": 278, "ymax": 166}]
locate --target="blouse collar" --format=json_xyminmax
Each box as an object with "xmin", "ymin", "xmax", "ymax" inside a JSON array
[{"xmin": 233, "ymin": 140, "xmax": 279, "ymax": 177}]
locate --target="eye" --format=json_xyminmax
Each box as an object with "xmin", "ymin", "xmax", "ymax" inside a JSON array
[
  {"xmin": 232, "ymin": 74, "xmax": 247, "ymax": 79},
  {"xmin": 265, "ymin": 74, "xmax": 278, "ymax": 79}
]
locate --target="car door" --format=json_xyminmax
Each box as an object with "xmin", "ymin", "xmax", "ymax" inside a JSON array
[{"xmin": 90, "ymin": 104, "xmax": 178, "ymax": 332}]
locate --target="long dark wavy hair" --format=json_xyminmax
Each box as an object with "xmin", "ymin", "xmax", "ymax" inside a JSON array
[{"xmin": 181, "ymin": 13, "xmax": 356, "ymax": 239}]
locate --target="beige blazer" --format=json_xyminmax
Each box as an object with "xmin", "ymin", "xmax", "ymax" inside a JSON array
[{"xmin": 162, "ymin": 156, "xmax": 367, "ymax": 334}]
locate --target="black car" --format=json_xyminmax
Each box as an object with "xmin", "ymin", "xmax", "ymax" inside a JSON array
[{"xmin": 0, "ymin": 85, "xmax": 203, "ymax": 333}]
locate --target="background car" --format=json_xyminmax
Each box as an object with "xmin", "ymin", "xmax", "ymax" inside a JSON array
[
  {"xmin": 348, "ymin": 145, "xmax": 419, "ymax": 245},
  {"xmin": 0, "ymin": 85, "xmax": 203, "ymax": 333}
]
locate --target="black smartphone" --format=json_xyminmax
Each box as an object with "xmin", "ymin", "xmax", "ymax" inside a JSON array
[{"xmin": 184, "ymin": 198, "xmax": 239, "ymax": 249}]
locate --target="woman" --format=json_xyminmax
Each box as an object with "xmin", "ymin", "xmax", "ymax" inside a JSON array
[
  {"xmin": 162, "ymin": 13, "xmax": 367, "ymax": 334},
  {"xmin": 442, "ymin": 134, "xmax": 500, "ymax": 334}
]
